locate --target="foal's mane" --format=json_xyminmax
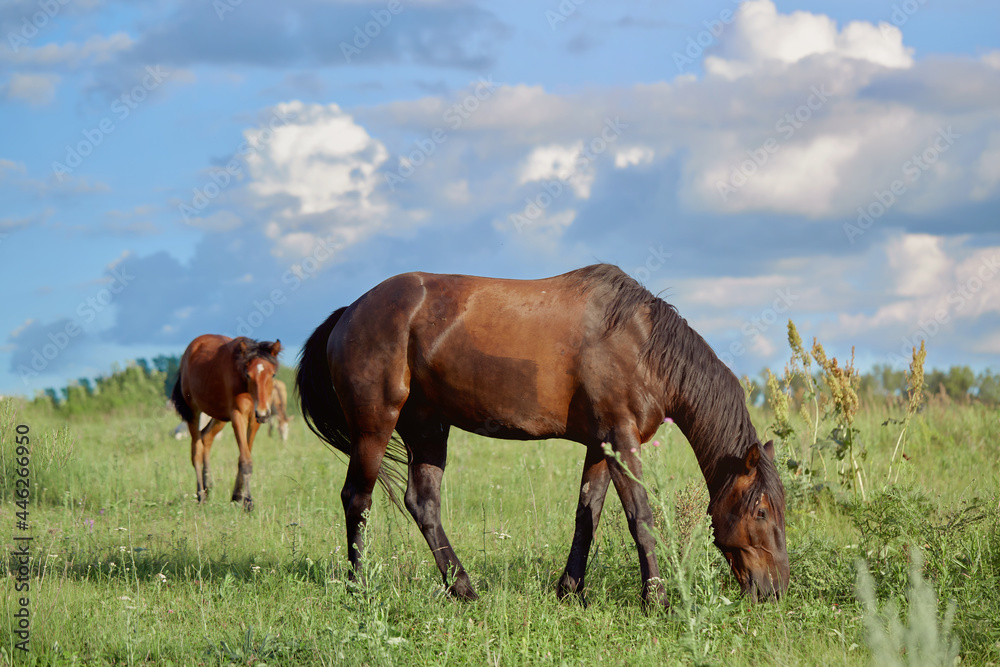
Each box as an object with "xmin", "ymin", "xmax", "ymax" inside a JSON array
[
  {"xmin": 233, "ymin": 337, "xmax": 279, "ymax": 376},
  {"xmin": 568, "ymin": 264, "xmax": 784, "ymax": 514}
]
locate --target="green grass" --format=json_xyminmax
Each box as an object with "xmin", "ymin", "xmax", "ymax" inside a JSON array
[{"xmin": 2, "ymin": 394, "xmax": 999, "ymax": 666}]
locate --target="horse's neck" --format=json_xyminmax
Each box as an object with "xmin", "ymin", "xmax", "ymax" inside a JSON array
[{"xmin": 663, "ymin": 361, "xmax": 749, "ymax": 498}]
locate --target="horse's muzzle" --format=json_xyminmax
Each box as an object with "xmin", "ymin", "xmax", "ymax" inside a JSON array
[{"xmin": 255, "ymin": 411, "xmax": 268, "ymax": 424}]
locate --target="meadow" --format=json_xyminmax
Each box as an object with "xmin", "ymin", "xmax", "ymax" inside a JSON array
[{"xmin": 2, "ymin": 341, "xmax": 999, "ymax": 666}]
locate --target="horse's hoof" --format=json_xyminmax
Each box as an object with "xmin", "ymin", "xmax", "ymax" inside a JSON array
[
  {"xmin": 556, "ymin": 573, "xmax": 584, "ymax": 600},
  {"xmin": 447, "ymin": 581, "xmax": 479, "ymax": 601},
  {"xmin": 243, "ymin": 497, "xmax": 254, "ymax": 512}
]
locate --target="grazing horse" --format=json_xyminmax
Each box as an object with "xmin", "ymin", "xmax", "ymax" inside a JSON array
[
  {"xmin": 171, "ymin": 335, "xmax": 281, "ymax": 511},
  {"xmin": 296, "ymin": 265, "xmax": 788, "ymax": 606},
  {"xmin": 267, "ymin": 379, "xmax": 292, "ymax": 441}
]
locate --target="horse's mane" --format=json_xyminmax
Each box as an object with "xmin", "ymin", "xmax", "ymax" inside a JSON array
[
  {"xmin": 567, "ymin": 264, "xmax": 784, "ymax": 515},
  {"xmin": 233, "ymin": 337, "xmax": 279, "ymax": 376}
]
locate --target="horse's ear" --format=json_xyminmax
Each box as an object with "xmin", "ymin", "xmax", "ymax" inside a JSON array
[
  {"xmin": 236, "ymin": 338, "xmax": 249, "ymax": 355},
  {"xmin": 270, "ymin": 339, "xmax": 282, "ymax": 357},
  {"xmin": 744, "ymin": 443, "xmax": 761, "ymax": 472},
  {"xmin": 763, "ymin": 439, "xmax": 775, "ymax": 461}
]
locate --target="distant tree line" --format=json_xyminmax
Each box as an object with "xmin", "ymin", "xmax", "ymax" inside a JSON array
[
  {"xmin": 27, "ymin": 357, "xmax": 998, "ymax": 415},
  {"xmin": 32, "ymin": 355, "xmax": 181, "ymax": 416},
  {"xmin": 764, "ymin": 364, "xmax": 1000, "ymax": 407}
]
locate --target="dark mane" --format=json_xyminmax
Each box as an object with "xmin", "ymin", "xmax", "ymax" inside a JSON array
[
  {"xmin": 569, "ymin": 264, "xmax": 785, "ymax": 515},
  {"xmin": 233, "ymin": 337, "xmax": 279, "ymax": 376}
]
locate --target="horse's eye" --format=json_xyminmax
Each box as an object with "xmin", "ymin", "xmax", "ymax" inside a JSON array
[{"xmin": 756, "ymin": 508, "xmax": 767, "ymax": 521}]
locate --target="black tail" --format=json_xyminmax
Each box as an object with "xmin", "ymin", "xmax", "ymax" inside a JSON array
[
  {"xmin": 296, "ymin": 307, "xmax": 408, "ymax": 512},
  {"xmin": 171, "ymin": 370, "xmax": 195, "ymax": 423}
]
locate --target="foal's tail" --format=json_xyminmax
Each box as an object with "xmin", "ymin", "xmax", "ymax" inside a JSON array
[
  {"xmin": 296, "ymin": 307, "xmax": 408, "ymax": 512},
  {"xmin": 170, "ymin": 369, "xmax": 195, "ymax": 423}
]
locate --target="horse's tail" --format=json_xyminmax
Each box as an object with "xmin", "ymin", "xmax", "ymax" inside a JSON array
[
  {"xmin": 170, "ymin": 369, "xmax": 195, "ymax": 423},
  {"xmin": 296, "ymin": 307, "xmax": 408, "ymax": 512}
]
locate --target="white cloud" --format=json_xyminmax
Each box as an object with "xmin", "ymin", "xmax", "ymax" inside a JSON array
[
  {"xmin": 614, "ymin": 146, "xmax": 655, "ymax": 169},
  {"xmin": 4, "ymin": 73, "xmax": 60, "ymax": 106},
  {"xmin": 705, "ymin": 0, "xmax": 913, "ymax": 80},
  {"xmin": 0, "ymin": 33, "xmax": 133, "ymax": 68},
  {"xmin": 519, "ymin": 142, "xmax": 594, "ymax": 198},
  {"xmin": 886, "ymin": 234, "xmax": 950, "ymax": 297},
  {"xmin": 247, "ymin": 102, "xmax": 388, "ymax": 218},
  {"xmin": 243, "ymin": 101, "xmax": 393, "ymax": 258}
]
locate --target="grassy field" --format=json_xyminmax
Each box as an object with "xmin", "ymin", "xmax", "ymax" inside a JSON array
[{"xmin": 1, "ymin": 377, "xmax": 999, "ymax": 665}]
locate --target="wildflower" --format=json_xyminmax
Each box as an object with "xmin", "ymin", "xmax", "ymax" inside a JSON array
[
  {"xmin": 116, "ymin": 527, "xmax": 127, "ymax": 532},
  {"xmin": 251, "ymin": 565, "xmax": 261, "ymax": 572},
  {"xmin": 663, "ymin": 417, "xmax": 674, "ymax": 424},
  {"xmin": 119, "ymin": 546, "xmax": 127, "ymax": 553},
  {"xmin": 156, "ymin": 573, "xmax": 167, "ymax": 583},
  {"xmin": 652, "ymin": 440, "xmax": 661, "ymax": 447},
  {"xmin": 630, "ymin": 447, "xmax": 637, "ymax": 454},
  {"xmin": 119, "ymin": 595, "xmax": 130, "ymax": 601},
  {"xmin": 109, "ymin": 562, "xmax": 116, "ymax": 570}
]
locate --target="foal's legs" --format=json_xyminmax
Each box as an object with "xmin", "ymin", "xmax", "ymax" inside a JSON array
[
  {"xmin": 230, "ymin": 409, "xmax": 258, "ymax": 511},
  {"xmin": 557, "ymin": 444, "xmax": 612, "ymax": 602},
  {"xmin": 187, "ymin": 413, "xmax": 208, "ymax": 502},
  {"xmin": 606, "ymin": 429, "xmax": 669, "ymax": 608},
  {"xmin": 199, "ymin": 418, "xmax": 225, "ymax": 498},
  {"xmin": 397, "ymin": 420, "xmax": 477, "ymax": 600}
]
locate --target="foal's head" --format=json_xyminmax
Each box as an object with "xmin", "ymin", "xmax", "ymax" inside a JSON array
[
  {"xmin": 236, "ymin": 338, "xmax": 282, "ymax": 423},
  {"xmin": 709, "ymin": 439, "xmax": 789, "ymax": 600}
]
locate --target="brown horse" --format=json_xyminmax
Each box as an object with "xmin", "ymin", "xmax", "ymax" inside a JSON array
[
  {"xmin": 172, "ymin": 335, "xmax": 281, "ymax": 511},
  {"xmin": 267, "ymin": 379, "xmax": 292, "ymax": 441},
  {"xmin": 296, "ymin": 265, "xmax": 788, "ymax": 606}
]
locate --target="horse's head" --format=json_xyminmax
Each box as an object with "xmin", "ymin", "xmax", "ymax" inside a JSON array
[
  {"xmin": 239, "ymin": 339, "xmax": 281, "ymax": 423},
  {"xmin": 709, "ymin": 439, "xmax": 789, "ymax": 601}
]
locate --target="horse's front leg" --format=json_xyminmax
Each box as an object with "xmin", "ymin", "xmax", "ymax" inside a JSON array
[
  {"xmin": 606, "ymin": 430, "xmax": 669, "ymax": 609},
  {"xmin": 230, "ymin": 410, "xmax": 256, "ymax": 511},
  {"xmin": 558, "ymin": 444, "xmax": 612, "ymax": 604}
]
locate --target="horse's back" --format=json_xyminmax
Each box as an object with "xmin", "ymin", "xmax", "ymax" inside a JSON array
[
  {"xmin": 332, "ymin": 269, "xmax": 646, "ymax": 440},
  {"xmin": 180, "ymin": 334, "xmax": 236, "ymax": 420}
]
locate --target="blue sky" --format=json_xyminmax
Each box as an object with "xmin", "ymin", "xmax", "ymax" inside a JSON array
[{"xmin": 1, "ymin": 0, "xmax": 999, "ymax": 395}]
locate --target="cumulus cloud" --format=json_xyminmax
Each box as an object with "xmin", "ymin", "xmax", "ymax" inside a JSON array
[
  {"xmin": 704, "ymin": 0, "xmax": 913, "ymax": 80},
  {"xmin": 245, "ymin": 101, "xmax": 392, "ymax": 258}
]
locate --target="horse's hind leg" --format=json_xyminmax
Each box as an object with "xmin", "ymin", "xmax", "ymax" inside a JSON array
[
  {"xmin": 557, "ymin": 444, "xmax": 611, "ymax": 603},
  {"xmin": 397, "ymin": 419, "xmax": 477, "ymax": 600},
  {"xmin": 187, "ymin": 416, "xmax": 207, "ymax": 502},
  {"xmin": 199, "ymin": 418, "xmax": 225, "ymax": 497},
  {"xmin": 341, "ymin": 420, "xmax": 397, "ymax": 580}
]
